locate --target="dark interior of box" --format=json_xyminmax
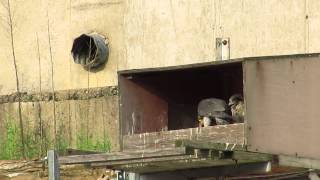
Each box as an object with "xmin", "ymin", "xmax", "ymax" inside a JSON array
[{"xmin": 119, "ymin": 62, "xmax": 243, "ymax": 135}]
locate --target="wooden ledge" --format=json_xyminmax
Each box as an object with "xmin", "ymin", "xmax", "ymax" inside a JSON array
[
  {"xmin": 59, "ymin": 147, "xmax": 187, "ymax": 165},
  {"xmin": 122, "ymin": 123, "xmax": 245, "ymax": 151}
]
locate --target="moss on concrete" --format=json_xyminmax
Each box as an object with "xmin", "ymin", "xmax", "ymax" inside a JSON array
[{"xmin": 0, "ymin": 86, "xmax": 118, "ymax": 103}]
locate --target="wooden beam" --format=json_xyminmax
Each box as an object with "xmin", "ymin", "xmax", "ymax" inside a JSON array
[
  {"xmin": 232, "ymin": 151, "xmax": 273, "ymax": 162},
  {"xmin": 123, "ymin": 124, "xmax": 245, "ymax": 151},
  {"xmin": 138, "ymin": 162, "xmax": 272, "ymax": 179},
  {"xmin": 90, "ymin": 155, "xmax": 197, "ymax": 167},
  {"xmin": 279, "ymin": 155, "xmax": 320, "ymax": 170},
  {"xmin": 114, "ymin": 157, "xmax": 272, "ymax": 174},
  {"xmin": 105, "ymin": 149, "xmax": 272, "ymax": 173},
  {"xmin": 60, "ymin": 148, "xmax": 103, "ymax": 156},
  {"xmin": 91, "ymin": 150, "xmax": 272, "ymax": 168},
  {"xmin": 59, "ymin": 147, "xmax": 187, "ymax": 165},
  {"xmin": 175, "ymin": 139, "xmax": 272, "ymax": 162},
  {"xmin": 175, "ymin": 139, "xmax": 247, "ymax": 151},
  {"xmin": 228, "ymin": 170, "xmax": 315, "ymax": 179},
  {"xmin": 118, "ymin": 59, "xmax": 243, "ymax": 75}
]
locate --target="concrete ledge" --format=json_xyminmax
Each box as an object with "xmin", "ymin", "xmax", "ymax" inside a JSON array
[{"xmin": 0, "ymin": 86, "xmax": 118, "ymax": 103}]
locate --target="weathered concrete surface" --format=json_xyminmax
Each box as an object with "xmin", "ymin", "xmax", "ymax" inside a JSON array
[
  {"xmin": 1, "ymin": 0, "xmax": 320, "ymax": 94},
  {"xmin": 0, "ymin": 95, "xmax": 119, "ymax": 159},
  {"xmin": 0, "ymin": 0, "xmax": 124, "ymax": 95},
  {"xmin": 0, "ymin": 86, "xmax": 118, "ymax": 103},
  {"xmin": 122, "ymin": 0, "xmax": 320, "ymax": 69},
  {"xmin": 1, "ymin": 0, "xmax": 320, "ymax": 158}
]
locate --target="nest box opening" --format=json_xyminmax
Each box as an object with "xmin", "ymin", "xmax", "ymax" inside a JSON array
[{"xmin": 119, "ymin": 61, "xmax": 243, "ymax": 135}]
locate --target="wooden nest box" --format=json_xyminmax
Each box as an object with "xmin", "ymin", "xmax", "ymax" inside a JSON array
[{"xmin": 118, "ymin": 53, "xmax": 320, "ymax": 162}]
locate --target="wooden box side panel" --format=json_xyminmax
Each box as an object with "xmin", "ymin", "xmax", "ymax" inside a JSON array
[
  {"xmin": 245, "ymin": 55, "xmax": 320, "ymax": 159},
  {"xmin": 119, "ymin": 76, "xmax": 168, "ymax": 136}
]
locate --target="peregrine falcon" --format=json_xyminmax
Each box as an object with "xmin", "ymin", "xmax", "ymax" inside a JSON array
[
  {"xmin": 228, "ymin": 94, "xmax": 245, "ymax": 123},
  {"xmin": 198, "ymin": 98, "xmax": 233, "ymax": 126}
]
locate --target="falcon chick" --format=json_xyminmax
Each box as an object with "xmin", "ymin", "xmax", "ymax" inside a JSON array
[
  {"xmin": 228, "ymin": 94, "xmax": 245, "ymax": 123},
  {"xmin": 198, "ymin": 98, "xmax": 233, "ymax": 126}
]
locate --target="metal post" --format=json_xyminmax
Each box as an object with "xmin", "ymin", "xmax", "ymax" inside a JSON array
[{"xmin": 48, "ymin": 150, "xmax": 60, "ymax": 180}]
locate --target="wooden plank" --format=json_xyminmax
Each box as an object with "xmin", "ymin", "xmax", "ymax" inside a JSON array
[
  {"xmin": 59, "ymin": 147, "xmax": 187, "ymax": 165},
  {"xmin": 0, "ymin": 160, "xmax": 43, "ymax": 175},
  {"xmin": 61, "ymin": 148, "xmax": 103, "ymax": 156},
  {"xmin": 138, "ymin": 162, "xmax": 272, "ymax": 179},
  {"xmin": 118, "ymin": 59, "xmax": 243, "ymax": 75},
  {"xmin": 90, "ymin": 155, "xmax": 197, "ymax": 167},
  {"xmin": 114, "ymin": 156, "xmax": 271, "ymax": 174},
  {"xmin": 279, "ymin": 155, "xmax": 320, "ymax": 170},
  {"xmin": 175, "ymin": 139, "xmax": 247, "ymax": 151},
  {"xmin": 119, "ymin": 75, "xmax": 168, "ymax": 136},
  {"xmin": 123, "ymin": 123, "xmax": 244, "ymax": 151},
  {"xmin": 115, "ymin": 158, "xmax": 236, "ymax": 173},
  {"xmin": 92, "ymin": 151, "xmax": 272, "ymax": 169},
  {"xmin": 232, "ymin": 151, "xmax": 273, "ymax": 162},
  {"xmin": 91, "ymin": 148, "xmax": 272, "ymax": 173},
  {"xmin": 226, "ymin": 170, "xmax": 312, "ymax": 180},
  {"xmin": 245, "ymin": 55, "xmax": 320, "ymax": 159}
]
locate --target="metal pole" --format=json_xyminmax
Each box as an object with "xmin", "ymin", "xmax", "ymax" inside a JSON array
[{"xmin": 48, "ymin": 150, "xmax": 60, "ymax": 180}]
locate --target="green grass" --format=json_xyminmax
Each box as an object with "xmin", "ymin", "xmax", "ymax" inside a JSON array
[
  {"xmin": 76, "ymin": 127, "xmax": 111, "ymax": 152},
  {"xmin": 0, "ymin": 120, "xmax": 22, "ymax": 159},
  {"xmin": 55, "ymin": 128, "xmax": 68, "ymax": 153},
  {"xmin": 0, "ymin": 119, "xmax": 111, "ymax": 160}
]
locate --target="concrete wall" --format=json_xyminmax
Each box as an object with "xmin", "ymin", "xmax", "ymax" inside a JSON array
[
  {"xmin": 123, "ymin": 0, "xmax": 320, "ymax": 69},
  {"xmin": 0, "ymin": 0, "xmax": 123, "ymax": 95},
  {"xmin": 0, "ymin": 0, "xmax": 320, "ymax": 158},
  {"xmin": 1, "ymin": 0, "xmax": 320, "ymax": 94},
  {"xmin": 0, "ymin": 88, "xmax": 119, "ymax": 159}
]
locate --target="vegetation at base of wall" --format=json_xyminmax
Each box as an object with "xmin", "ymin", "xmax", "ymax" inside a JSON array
[
  {"xmin": 0, "ymin": 119, "xmax": 111, "ymax": 160},
  {"xmin": 0, "ymin": 119, "xmax": 22, "ymax": 159},
  {"xmin": 76, "ymin": 127, "xmax": 111, "ymax": 152},
  {"xmin": 24, "ymin": 132, "xmax": 39, "ymax": 159},
  {"xmin": 0, "ymin": 119, "xmax": 44, "ymax": 159},
  {"xmin": 55, "ymin": 129, "xmax": 69, "ymax": 153}
]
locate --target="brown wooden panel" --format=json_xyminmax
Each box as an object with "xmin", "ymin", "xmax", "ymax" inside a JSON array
[
  {"xmin": 123, "ymin": 124, "xmax": 245, "ymax": 151},
  {"xmin": 119, "ymin": 76, "xmax": 168, "ymax": 135},
  {"xmin": 245, "ymin": 54, "xmax": 320, "ymax": 159}
]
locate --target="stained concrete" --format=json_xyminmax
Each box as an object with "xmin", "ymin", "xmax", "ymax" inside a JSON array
[
  {"xmin": 0, "ymin": 86, "xmax": 118, "ymax": 103},
  {"xmin": 0, "ymin": 95, "xmax": 120, "ymax": 158},
  {"xmin": 1, "ymin": 0, "xmax": 320, "ymax": 94},
  {"xmin": 1, "ymin": 0, "xmax": 320, "ymax": 157},
  {"xmin": 0, "ymin": 0, "xmax": 123, "ymax": 95}
]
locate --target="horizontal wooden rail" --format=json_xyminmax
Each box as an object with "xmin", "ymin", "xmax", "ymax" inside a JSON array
[
  {"xmin": 59, "ymin": 147, "xmax": 187, "ymax": 165},
  {"xmin": 123, "ymin": 124, "xmax": 245, "ymax": 151}
]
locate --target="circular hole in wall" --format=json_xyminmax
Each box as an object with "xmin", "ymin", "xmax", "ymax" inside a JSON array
[{"xmin": 71, "ymin": 33, "xmax": 109, "ymax": 70}]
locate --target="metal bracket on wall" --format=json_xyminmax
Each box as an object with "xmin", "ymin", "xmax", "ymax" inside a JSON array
[{"xmin": 216, "ymin": 38, "xmax": 230, "ymax": 61}]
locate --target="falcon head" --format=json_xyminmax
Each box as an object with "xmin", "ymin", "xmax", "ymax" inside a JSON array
[{"xmin": 228, "ymin": 94, "xmax": 243, "ymax": 106}]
